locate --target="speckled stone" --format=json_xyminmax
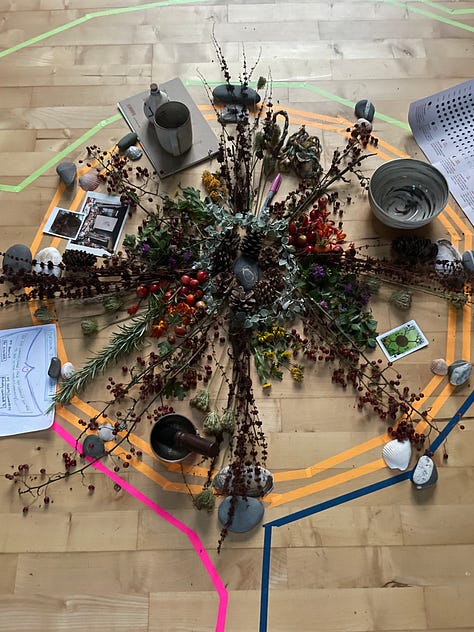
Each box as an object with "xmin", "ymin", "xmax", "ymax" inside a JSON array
[
  {"xmin": 448, "ymin": 360, "xmax": 472, "ymax": 387},
  {"xmin": 3, "ymin": 244, "xmax": 32, "ymax": 274},
  {"xmin": 218, "ymin": 496, "xmax": 264, "ymax": 533},
  {"xmin": 355, "ymin": 99, "xmax": 375, "ymax": 122},
  {"xmin": 126, "ymin": 145, "xmax": 143, "ymax": 160},
  {"xmin": 56, "ymin": 161, "xmax": 77, "ymax": 187},
  {"xmin": 411, "ymin": 455, "xmax": 438, "ymax": 489}
]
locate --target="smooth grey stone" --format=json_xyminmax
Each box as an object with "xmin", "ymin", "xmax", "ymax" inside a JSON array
[
  {"xmin": 354, "ymin": 99, "xmax": 375, "ymax": 122},
  {"xmin": 411, "ymin": 455, "xmax": 438, "ymax": 489},
  {"xmin": 126, "ymin": 145, "xmax": 143, "ymax": 160},
  {"xmin": 448, "ymin": 359, "xmax": 472, "ymax": 386},
  {"xmin": 234, "ymin": 255, "xmax": 259, "ymax": 290},
  {"xmin": 47, "ymin": 356, "xmax": 61, "ymax": 379},
  {"xmin": 82, "ymin": 435, "xmax": 105, "ymax": 458},
  {"xmin": 56, "ymin": 161, "xmax": 77, "ymax": 187},
  {"xmin": 218, "ymin": 496, "xmax": 264, "ymax": 533},
  {"xmin": 213, "ymin": 84, "xmax": 260, "ymax": 106},
  {"xmin": 462, "ymin": 250, "xmax": 474, "ymax": 275},
  {"xmin": 3, "ymin": 244, "xmax": 32, "ymax": 274},
  {"xmin": 117, "ymin": 132, "xmax": 138, "ymax": 152},
  {"xmin": 213, "ymin": 465, "xmax": 274, "ymax": 497}
]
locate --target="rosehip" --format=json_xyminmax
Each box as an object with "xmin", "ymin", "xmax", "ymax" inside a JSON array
[
  {"xmin": 180, "ymin": 274, "xmax": 191, "ymax": 285},
  {"xmin": 185, "ymin": 294, "xmax": 195, "ymax": 306},
  {"xmin": 136, "ymin": 285, "xmax": 148, "ymax": 298},
  {"xmin": 196, "ymin": 270, "xmax": 208, "ymax": 283},
  {"xmin": 149, "ymin": 283, "xmax": 160, "ymax": 294},
  {"xmin": 297, "ymin": 234, "xmax": 308, "ymax": 246},
  {"xmin": 189, "ymin": 278, "xmax": 200, "ymax": 288},
  {"xmin": 318, "ymin": 194, "xmax": 329, "ymax": 210}
]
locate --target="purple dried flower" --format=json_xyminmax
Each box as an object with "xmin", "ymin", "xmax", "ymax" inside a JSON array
[
  {"xmin": 311, "ymin": 264, "xmax": 325, "ymax": 280},
  {"xmin": 319, "ymin": 300, "xmax": 329, "ymax": 309},
  {"xmin": 182, "ymin": 250, "xmax": 192, "ymax": 262},
  {"xmin": 168, "ymin": 255, "xmax": 178, "ymax": 267},
  {"xmin": 141, "ymin": 242, "xmax": 150, "ymax": 254},
  {"xmin": 343, "ymin": 282, "xmax": 353, "ymax": 293}
]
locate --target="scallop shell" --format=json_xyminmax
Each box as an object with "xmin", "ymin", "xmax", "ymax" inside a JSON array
[
  {"xmin": 78, "ymin": 171, "xmax": 101, "ymax": 191},
  {"xmin": 430, "ymin": 358, "xmax": 448, "ymax": 376},
  {"xmin": 61, "ymin": 361, "xmax": 75, "ymax": 380},
  {"xmin": 33, "ymin": 247, "xmax": 62, "ymax": 277},
  {"xmin": 382, "ymin": 438, "xmax": 412, "ymax": 471}
]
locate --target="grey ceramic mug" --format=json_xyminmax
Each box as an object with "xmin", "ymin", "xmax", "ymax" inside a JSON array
[{"xmin": 153, "ymin": 101, "xmax": 192, "ymax": 157}]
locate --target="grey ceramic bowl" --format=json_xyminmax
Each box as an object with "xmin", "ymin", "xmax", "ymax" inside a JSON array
[
  {"xmin": 150, "ymin": 413, "xmax": 196, "ymax": 463},
  {"xmin": 369, "ymin": 158, "xmax": 449, "ymax": 229}
]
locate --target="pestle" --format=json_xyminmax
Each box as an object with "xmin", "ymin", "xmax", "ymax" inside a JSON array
[{"xmin": 157, "ymin": 425, "xmax": 219, "ymax": 458}]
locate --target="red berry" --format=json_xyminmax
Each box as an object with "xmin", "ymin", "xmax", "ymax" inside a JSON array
[
  {"xmin": 180, "ymin": 274, "xmax": 191, "ymax": 286},
  {"xmin": 136, "ymin": 285, "xmax": 148, "ymax": 298},
  {"xmin": 128, "ymin": 305, "xmax": 139, "ymax": 315},
  {"xmin": 88, "ymin": 484, "xmax": 95, "ymax": 492},
  {"xmin": 297, "ymin": 234, "xmax": 308, "ymax": 247},
  {"xmin": 149, "ymin": 283, "xmax": 160, "ymax": 294},
  {"xmin": 185, "ymin": 294, "xmax": 195, "ymax": 306},
  {"xmin": 196, "ymin": 270, "xmax": 208, "ymax": 283},
  {"xmin": 189, "ymin": 278, "xmax": 200, "ymax": 289},
  {"xmin": 22, "ymin": 507, "xmax": 28, "ymax": 514}
]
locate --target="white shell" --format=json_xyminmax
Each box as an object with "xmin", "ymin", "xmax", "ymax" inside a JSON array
[
  {"xmin": 60, "ymin": 361, "xmax": 75, "ymax": 379},
  {"xmin": 435, "ymin": 239, "xmax": 463, "ymax": 279},
  {"xmin": 78, "ymin": 172, "xmax": 100, "ymax": 191},
  {"xmin": 430, "ymin": 358, "xmax": 448, "ymax": 376},
  {"xmin": 98, "ymin": 423, "xmax": 115, "ymax": 442},
  {"xmin": 33, "ymin": 247, "xmax": 63, "ymax": 277},
  {"xmin": 382, "ymin": 438, "xmax": 412, "ymax": 471}
]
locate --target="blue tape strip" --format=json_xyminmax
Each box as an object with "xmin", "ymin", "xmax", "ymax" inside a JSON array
[
  {"xmin": 259, "ymin": 389, "xmax": 474, "ymax": 631},
  {"xmin": 259, "ymin": 526, "xmax": 273, "ymax": 632}
]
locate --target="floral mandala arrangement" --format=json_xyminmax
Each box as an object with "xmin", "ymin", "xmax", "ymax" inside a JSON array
[{"xmin": 2, "ymin": 46, "xmax": 471, "ymax": 549}]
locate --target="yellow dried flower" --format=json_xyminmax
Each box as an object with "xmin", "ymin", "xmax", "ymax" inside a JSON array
[{"xmin": 290, "ymin": 364, "xmax": 304, "ymax": 383}]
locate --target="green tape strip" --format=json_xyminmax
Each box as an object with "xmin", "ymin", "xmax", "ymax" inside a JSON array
[
  {"xmin": 417, "ymin": 0, "xmax": 474, "ymax": 14},
  {"xmin": 0, "ymin": 114, "xmax": 121, "ymax": 193},
  {"xmin": 378, "ymin": 0, "xmax": 474, "ymax": 30},
  {"xmin": 0, "ymin": 0, "xmax": 208, "ymax": 60}
]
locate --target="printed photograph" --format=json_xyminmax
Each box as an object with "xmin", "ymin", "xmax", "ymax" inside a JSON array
[{"xmin": 43, "ymin": 207, "xmax": 84, "ymax": 239}]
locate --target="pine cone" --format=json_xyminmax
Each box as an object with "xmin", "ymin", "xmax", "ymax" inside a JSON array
[
  {"xmin": 229, "ymin": 286, "xmax": 256, "ymax": 313},
  {"xmin": 253, "ymin": 275, "xmax": 285, "ymax": 307},
  {"xmin": 211, "ymin": 230, "xmax": 240, "ymax": 274},
  {"xmin": 62, "ymin": 249, "xmax": 97, "ymax": 270},
  {"xmin": 392, "ymin": 236, "xmax": 438, "ymax": 263},
  {"xmin": 258, "ymin": 245, "xmax": 280, "ymax": 271},
  {"xmin": 240, "ymin": 228, "xmax": 263, "ymax": 260}
]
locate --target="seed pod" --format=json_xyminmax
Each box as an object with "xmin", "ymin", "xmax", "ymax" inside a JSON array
[
  {"xmin": 103, "ymin": 295, "xmax": 123, "ymax": 313},
  {"xmin": 193, "ymin": 487, "xmax": 215, "ymax": 512},
  {"xmin": 189, "ymin": 389, "xmax": 210, "ymax": 412},
  {"xmin": 389, "ymin": 289, "xmax": 412, "ymax": 310},
  {"xmin": 220, "ymin": 409, "xmax": 236, "ymax": 434},
  {"xmin": 81, "ymin": 318, "xmax": 99, "ymax": 336},
  {"xmin": 203, "ymin": 410, "xmax": 221, "ymax": 435}
]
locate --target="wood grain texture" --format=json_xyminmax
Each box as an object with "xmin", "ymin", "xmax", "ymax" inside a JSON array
[{"xmin": 0, "ymin": 1, "xmax": 473, "ymax": 630}]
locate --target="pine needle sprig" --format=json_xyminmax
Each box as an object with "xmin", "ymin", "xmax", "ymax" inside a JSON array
[{"xmin": 53, "ymin": 294, "xmax": 165, "ymax": 405}]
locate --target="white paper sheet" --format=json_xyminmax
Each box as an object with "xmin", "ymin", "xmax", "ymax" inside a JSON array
[
  {"xmin": 408, "ymin": 78, "xmax": 474, "ymax": 226},
  {"xmin": 0, "ymin": 324, "xmax": 57, "ymax": 436}
]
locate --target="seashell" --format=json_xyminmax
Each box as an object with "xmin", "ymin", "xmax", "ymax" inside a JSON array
[
  {"xmin": 435, "ymin": 239, "xmax": 463, "ymax": 279},
  {"xmin": 382, "ymin": 438, "xmax": 412, "ymax": 471},
  {"xmin": 78, "ymin": 171, "xmax": 101, "ymax": 191},
  {"xmin": 213, "ymin": 464, "xmax": 274, "ymax": 497},
  {"xmin": 430, "ymin": 358, "xmax": 448, "ymax": 376},
  {"xmin": 98, "ymin": 423, "xmax": 115, "ymax": 442},
  {"xmin": 61, "ymin": 361, "xmax": 75, "ymax": 380},
  {"xmin": 33, "ymin": 247, "xmax": 62, "ymax": 277},
  {"xmin": 356, "ymin": 117, "xmax": 372, "ymax": 133}
]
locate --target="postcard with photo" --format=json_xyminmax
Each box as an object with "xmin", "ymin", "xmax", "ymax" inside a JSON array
[
  {"xmin": 43, "ymin": 206, "xmax": 85, "ymax": 240},
  {"xmin": 376, "ymin": 319, "xmax": 429, "ymax": 362},
  {"xmin": 66, "ymin": 191, "xmax": 130, "ymax": 257}
]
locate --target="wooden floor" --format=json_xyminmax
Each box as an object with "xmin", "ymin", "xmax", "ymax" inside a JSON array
[{"xmin": 1, "ymin": 1, "xmax": 474, "ymax": 631}]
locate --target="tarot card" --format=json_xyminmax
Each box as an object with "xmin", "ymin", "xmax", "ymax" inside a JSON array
[{"xmin": 376, "ymin": 319, "xmax": 428, "ymax": 362}]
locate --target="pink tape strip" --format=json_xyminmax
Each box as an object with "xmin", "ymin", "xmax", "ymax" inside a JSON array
[{"xmin": 52, "ymin": 420, "xmax": 228, "ymax": 631}]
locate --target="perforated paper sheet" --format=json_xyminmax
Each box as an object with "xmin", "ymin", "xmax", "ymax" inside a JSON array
[{"xmin": 408, "ymin": 79, "xmax": 474, "ymax": 226}]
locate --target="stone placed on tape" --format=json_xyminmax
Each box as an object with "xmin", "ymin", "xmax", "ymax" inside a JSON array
[
  {"xmin": 82, "ymin": 435, "xmax": 105, "ymax": 458},
  {"xmin": 126, "ymin": 145, "xmax": 142, "ymax": 160},
  {"xmin": 56, "ymin": 161, "xmax": 77, "ymax": 187},
  {"xmin": 48, "ymin": 356, "xmax": 61, "ymax": 379},
  {"xmin": 3, "ymin": 244, "xmax": 32, "ymax": 274},
  {"xmin": 448, "ymin": 359, "xmax": 472, "ymax": 387},
  {"xmin": 411, "ymin": 454, "xmax": 438, "ymax": 489},
  {"xmin": 213, "ymin": 464, "xmax": 274, "ymax": 497},
  {"xmin": 212, "ymin": 84, "xmax": 260, "ymax": 106},
  {"xmin": 462, "ymin": 250, "xmax": 474, "ymax": 276},
  {"xmin": 117, "ymin": 132, "xmax": 138, "ymax": 152},
  {"xmin": 355, "ymin": 99, "xmax": 375, "ymax": 122},
  {"xmin": 217, "ymin": 495, "xmax": 264, "ymax": 533},
  {"xmin": 430, "ymin": 358, "xmax": 449, "ymax": 376}
]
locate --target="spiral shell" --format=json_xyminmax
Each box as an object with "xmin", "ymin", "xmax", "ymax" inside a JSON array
[
  {"xmin": 78, "ymin": 171, "xmax": 101, "ymax": 191},
  {"xmin": 98, "ymin": 423, "xmax": 115, "ymax": 442},
  {"xmin": 61, "ymin": 362, "xmax": 75, "ymax": 380},
  {"xmin": 382, "ymin": 438, "xmax": 412, "ymax": 471}
]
